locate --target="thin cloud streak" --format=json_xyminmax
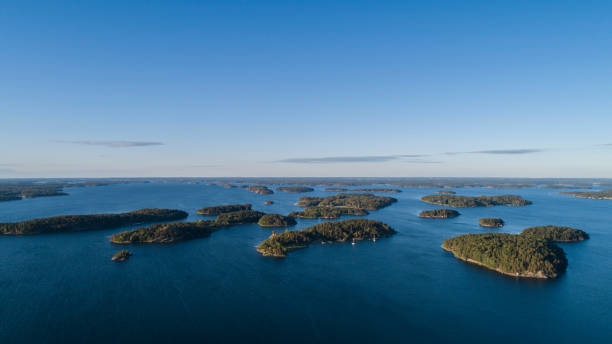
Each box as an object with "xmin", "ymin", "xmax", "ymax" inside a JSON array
[
  {"xmin": 445, "ymin": 149, "xmax": 544, "ymax": 155},
  {"xmin": 275, "ymin": 154, "xmax": 433, "ymax": 164},
  {"xmin": 61, "ymin": 140, "xmax": 164, "ymax": 148}
]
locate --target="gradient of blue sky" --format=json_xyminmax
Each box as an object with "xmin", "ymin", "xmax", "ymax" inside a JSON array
[{"xmin": 1, "ymin": 0, "xmax": 611, "ymax": 178}]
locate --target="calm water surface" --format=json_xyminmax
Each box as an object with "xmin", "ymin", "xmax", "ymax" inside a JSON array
[{"xmin": 0, "ymin": 183, "xmax": 610, "ymax": 343}]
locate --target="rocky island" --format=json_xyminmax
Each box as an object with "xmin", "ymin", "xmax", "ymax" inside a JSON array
[
  {"xmin": 289, "ymin": 206, "xmax": 368, "ymax": 219},
  {"xmin": 421, "ymin": 194, "xmax": 532, "ymax": 208},
  {"xmin": 112, "ymin": 249, "xmax": 132, "ymax": 262},
  {"xmin": 257, "ymin": 219, "xmax": 395, "ymax": 257},
  {"xmin": 0, "ymin": 208, "xmax": 188, "ymax": 235},
  {"xmin": 478, "ymin": 218, "xmax": 504, "ymax": 228},
  {"xmin": 418, "ymin": 209, "xmax": 460, "ymax": 218},
  {"xmin": 442, "ymin": 233, "xmax": 567, "ymax": 278},
  {"xmin": 196, "ymin": 203, "xmax": 252, "ymax": 215},
  {"xmin": 277, "ymin": 186, "xmax": 314, "ymax": 193},
  {"xmin": 264, "ymin": 200, "xmax": 274, "ymax": 205},
  {"xmin": 257, "ymin": 214, "xmax": 297, "ymax": 227}
]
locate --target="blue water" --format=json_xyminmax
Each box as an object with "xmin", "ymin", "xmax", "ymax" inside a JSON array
[{"xmin": 0, "ymin": 183, "xmax": 610, "ymax": 343}]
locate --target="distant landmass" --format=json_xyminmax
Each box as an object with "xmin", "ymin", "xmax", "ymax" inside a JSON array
[
  {"xmin": 0, "ymin": 208, "xmax": 187, "ymax": 235},
  {"xmin": 561, "ymin": 189, "xmax": 612, "ymax": 200},
  {"xmin": 324, "ymin": 188, "xmax": 402, "ymax": 193}
]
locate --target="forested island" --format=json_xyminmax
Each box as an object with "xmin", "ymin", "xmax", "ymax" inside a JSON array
[
  {"xmin": 111, "ymin": 220, "xmax": 219, "ymax": 244},
  {"xmin": 257, "ymin": 214, "xmax": 297, "ymax": 227},
  {"xmin": 196, "ymin": 204, "xmax": 252, "ymax": 215},
  {"xmin": 247, "ymin": 185, "xmax": 274, "ymax": 195},
  {"xmin": 296, "ymin": 193, "xmax": 397, "ymax": 210},
  {"xmin": 418, "ymin": 209, "xmax": 460, "ymax": 218},
  {"xmin": 561, "ymin": 189, "xmax": 612, "ymax": 200},
  {"xmin": 215, "ymin": 210, "xmax": 266, "ymax": 225},
  {"xmin": 478, "ymin": 218, "xmax": 504, "ymax": 228},
  {"xmin": 112, "ymin": 249, "xmax": 132, "ymax": 262},
  {"xmin": 324, "ymin": 188, "xmax": 402, "ymax": 193},
  {"xmin": 421, "ymin": 194, "xmax": 532, "ymax": 208},
  {"xmin": 521, "ymin": 225, "xmax": 589, "ymax": 242},
  {"xmin": 436, "ymin": 190, "xmax": 456, "ymax": 195},
  {"xmin": 442, "ymin": 225, "xmax": 589, "ymax": 278},
  {"xmin": 442, "ymin": 233, "xmax": 567, "ymax": 278},
  {"xmin": 289, "ymin": 206, "xmax": 368, "ymax": 219},
  {"xmin": 256, "ymin": 219, "xmax": 395, "ymax": 257},
  {"xmin": 277, "ymin": 186, "xmax": 314, "ymax": 193},
  {"xmin": 0, "ymin": 209, "xmax": 188, "ymax": 235}
]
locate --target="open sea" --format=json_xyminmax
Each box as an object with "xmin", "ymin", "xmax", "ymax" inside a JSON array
[{"xmin": 0, "ymin": 182, "xmax": 610, "ymax": 343}]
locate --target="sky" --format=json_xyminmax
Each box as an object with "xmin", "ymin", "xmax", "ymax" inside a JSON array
[{"xmin": 1, "ymin": 0, "xmax": 611, "ymax": 178}]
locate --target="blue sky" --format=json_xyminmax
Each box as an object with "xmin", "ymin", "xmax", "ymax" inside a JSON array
[{"xmin": 1, "ymin": 0, "xmax": 611, "ymax": 178}]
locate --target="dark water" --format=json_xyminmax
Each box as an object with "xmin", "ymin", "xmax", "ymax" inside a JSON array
[{"xmin": 0, "ymin": 183, "xmax": 610, "ymax": 343}]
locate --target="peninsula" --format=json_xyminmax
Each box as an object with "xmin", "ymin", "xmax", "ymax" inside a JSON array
[
  {"xmin": 418, "ymin": 209, "xmax": 460, "ymax": 218},
  {"xmin": 0, "ymin": 208, "xmax": 188, "ymax": 235},
  {"xmin": 421, "ymin": 194, "xmax": 532, "ymax": 208},
  {"xmin": 257, "ymin": 219, "xmax": 395, "ymax": 257}
]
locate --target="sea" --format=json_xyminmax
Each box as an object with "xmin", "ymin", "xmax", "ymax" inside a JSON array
[{"xmin": 0, "ymin": 182, "xmax": 610, "ymax": 343}]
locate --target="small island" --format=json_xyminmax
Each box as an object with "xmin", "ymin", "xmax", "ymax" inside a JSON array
[
  {"xmin": 436, "ymin": 190, "xmax": 456, "ymax": 195},
  {"xmin": 0, "ymin": 208, "xmax": 188, "ymax": 235},
  {"xmin": 215, "ymin": 210, "xmax": 266, "ymax": 225},
  {"xmin": 478, "ymin": 218, "xmax": 504, "ymax": 228},
  {"xmin": 264, "ymin": 200, "xmax": 274, "ymax": 205},
  {"xmin": 247, "ymin": 185, "xmax": 274, "ymax": 195},
  {"xmin": 442, "ymin": 233, "xmax": 567, "ymax": 278},
  {"xmin": 277, "ymin": 186, "xmax": 314, "ymax": 193},
  {"xmin": 296, "ymin": 193, "xmax": 397, "ymax": 210},
  {"xmin": 418, "ymin": 209, "xmax": 460, "ymax": 219},
  {"xmin": 521, "ymin": 225, "xmax": 589, "ymax": 242},
  {"xmin": 196, "ymin": 203, "xmax": 252, "ymax": 215},
  {"xmin": 257, "ymin": 214, "xmax": 297, "ymax": 227},
  {"xmin": 112, "ymin": 249, "xmax": 132, "ymax": 262},
  {"xmin": 289, "ymin": 206, "xmax": 368, "ymax": 219},
  {"xmin": 560, "ymin": 189, "xmax": 612, "ymax": 200},
  {"xmin": 421, "ymin": 194, "xmax": 532, "ymax": 208},
  {"xmin": 257, "ymin": 219, "xmax": 395, "ymax": 257},
  {"xmin": 324, "ymin": 188, "xmax": 402, "ymax": 193},
  {"xmin": 111, "ymin": 220, "xmax": 218, "ymax": 244}
]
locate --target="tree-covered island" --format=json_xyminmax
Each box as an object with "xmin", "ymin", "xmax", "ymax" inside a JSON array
[
  {"xmin": 421, "ymin": 194, "xmax": 532, "ymax": 208},
  {"xmin": 277, "ymin": 186, "xmax": 314, "ymax": 193},
  {"xmin": 442, "ymin": 233, "xmax": 568, "ymax": 278},
  {"xmin": 324, "ymin": 188, "xmax": 402, "ymax": 193},
  {"xmin": 257, "ymin": 219, "xmax": 395, "ymax": 257},
  {"xmin": 196, "ymin": 204, "xmax": 252, "ymax": 215},
  {"xmin": 0, "ymin": 209, "xmax": 188, "ymax": 235},
  {"xmin": 257, "ymin": 214, "xmax": 297, "ymax": 227},
  {"xmin": 521, "ymin": 225, "xmax": 589, "ymax": 242},
  {"xmin": 296, "ymin": 193, "xmax": 397, "ymax": 210},
  {"xmin": 560, "ymin": 189, "xmax": 612, "ymax": 200},
  {"xmin": 289, "ymin": 206, "xmax": 368, "ymax": 219},
  {"xmin": 247, "ymin": 185, "xmax": 274, "ymax": 195},
  {"xmin": 418, "ymin": 209, "xmax": 460, "ymax": 218},
  {"xmin": 215, "ymin": 210, "xmax": 266, "ymax": 225},
  {"xmin": 478, "ymin": 218, "xmax": 504, "ymax": 228},
  {"xmin": 436, "ymin": 190, "xmax": 456, "ymax": 195},
  {"xmin": 111, "ymin": 220, "xmax": 219, "ymax": 244}
]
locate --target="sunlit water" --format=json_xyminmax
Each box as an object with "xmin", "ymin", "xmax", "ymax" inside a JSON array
[{"xmin": 0, "ymin": 183, "xmax": 610, "ymax": 343}]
